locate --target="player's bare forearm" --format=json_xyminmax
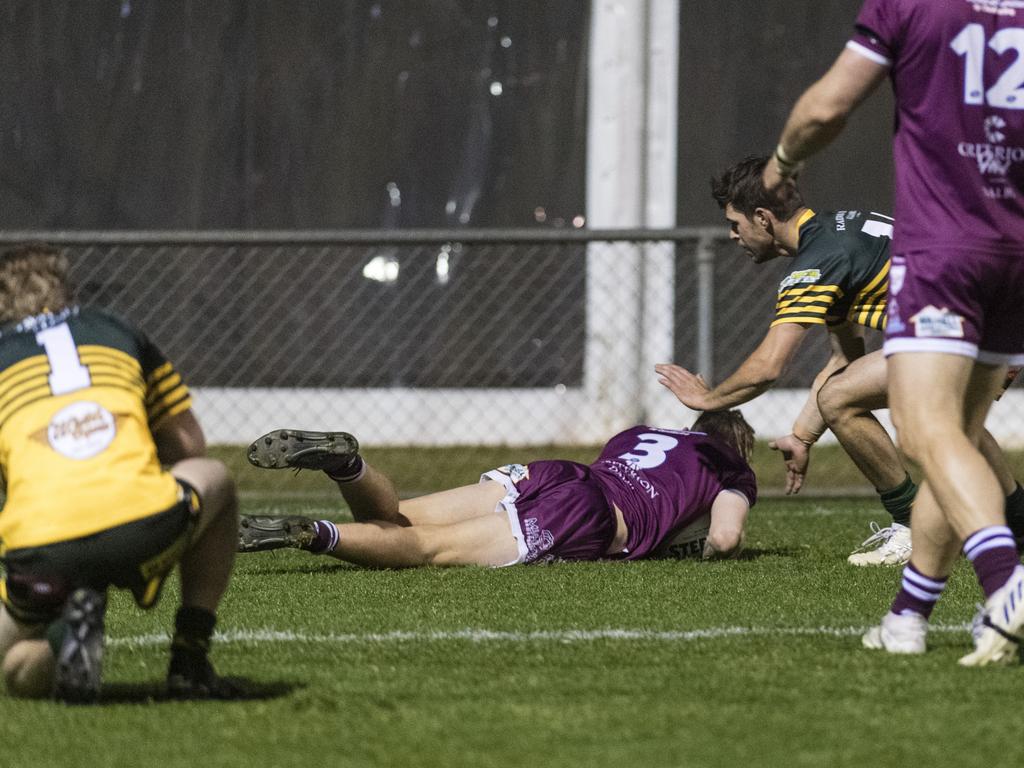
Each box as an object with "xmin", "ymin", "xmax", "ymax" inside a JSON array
[{"xmin": 655, "ymin": 360, "xmax": 773, "ymax": 412}]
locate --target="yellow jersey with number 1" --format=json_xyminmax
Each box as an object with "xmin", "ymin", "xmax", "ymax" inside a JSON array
[{"xmin": 0, "ymin": 306, "xmax": 191, "ymax": 551}]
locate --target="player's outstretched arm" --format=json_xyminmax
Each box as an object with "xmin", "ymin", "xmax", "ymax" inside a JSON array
[
  {"xmin": 656, "ymin": 322, "xmax": 807, "ymax": 411},
  {"xmin": 704, "ymin": 490, "xmax": 750, "ymax": 560},
  {"xmin": 765, "ymin": 47, "xmax": 888, "ymax": 189}
]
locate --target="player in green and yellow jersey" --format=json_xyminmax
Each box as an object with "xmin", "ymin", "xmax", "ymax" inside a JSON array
[
  {"xmin": 655, "ymin": 155, "xmax": 1024, "ymax": 565},
  {"xmin": 0, "ymin": 244, "xmax": 239, "ymax": 702}
]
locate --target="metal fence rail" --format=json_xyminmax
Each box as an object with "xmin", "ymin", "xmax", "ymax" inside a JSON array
[{"xmin": 5, "ymin": 229, "xmax": 1013, "ymax": 447}]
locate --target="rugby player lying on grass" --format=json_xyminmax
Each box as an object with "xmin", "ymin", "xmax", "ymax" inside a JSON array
[
  {"xmin": 237, "ymin": 410, "xmax": 756, "ymax": 566},
  {"xmin": 656, "ymin": 155, "xmax": 1024, "ymax": 567}
]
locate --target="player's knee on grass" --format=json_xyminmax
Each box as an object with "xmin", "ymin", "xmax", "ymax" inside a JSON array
[{"xmin": 2, "ymin": 641, "xmax": 54, "ymax": 698}]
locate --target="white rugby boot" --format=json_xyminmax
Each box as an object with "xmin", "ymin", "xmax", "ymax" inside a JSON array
[
  {"xmin": 862, "ymin": 611, "xmax": 928, "ymax": 654},
  {"xmin": 959, "ymin": 566, "xmax": 1024, "ymax": 667},
  {"xmin": 847, "ymin": 522, "xmax": 912, "ymax": 567}
]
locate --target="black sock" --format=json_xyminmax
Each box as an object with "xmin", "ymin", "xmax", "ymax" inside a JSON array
[
  {"xmin": 879, "ymin": 474, "xmax": 917, "ymax": 528},
  {"xmin": 307, "ymin": 520, "xmax": 340, "ymax": 554},
  {"xmin": 169, "ymin": 606, "xmax": 216, "ymax": 675},
  {"xmin": 1005, "ymin": 483, "xmax": 1024, "ymax": 543},
  {"xmin": 324, "ymin": 455, "xmax": 365, "ymax": 483}
]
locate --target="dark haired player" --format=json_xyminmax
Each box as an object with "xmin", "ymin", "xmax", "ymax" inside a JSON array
[
  {"xmin": 657, "ymin": 155, "xmax": 1024, "ymax": 568},
  {"xmin": 0, "ymin": 244, "xmax": 239, "ymax": 701},
  {"xmin": 764, "ymin": 1, "xmax": 1024, "ymax": 664},
  {"xmin": 237, "ymin": 411, "xmax": 756, "ymax": 567}
]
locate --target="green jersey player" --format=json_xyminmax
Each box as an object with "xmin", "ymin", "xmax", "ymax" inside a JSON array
[{"xmin": 655, "ymin": 155, "xmax": 1024, "ymax": 566}]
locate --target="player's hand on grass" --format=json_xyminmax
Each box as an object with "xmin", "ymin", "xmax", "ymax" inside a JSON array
[
  {"xmin": 768, "ymin": 433, "xmax": 811, "ymax": 495},
  {"xmin": 655, "ymin": 363, "xmax": 711, "ymax": 410}
]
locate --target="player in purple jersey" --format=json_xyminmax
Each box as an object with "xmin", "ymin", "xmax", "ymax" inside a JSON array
[
  {"xmin": 763, "ymin": 1, "xmax": 1024, "ymax": 666},
  {"xmin": 234, "ymin": 411, "xmax": 756, "ymax": 567},
  {"xmin": 657, "ymin": 155, "xmax": 1024, "ymax": 567}
]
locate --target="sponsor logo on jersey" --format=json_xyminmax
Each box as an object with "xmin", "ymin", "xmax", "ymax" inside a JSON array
[
  {"xmin": 959, "ymin": 116, "xmax": 1024, "ymax": 177},
  {"xmin": 968, "ymin": 0, "xmax": 1021, "ymax": 17},
  {"xmin": 910, "ymin": 305, "xmax": 965, "ymax": 339},
  {"xmin": 889, "ymin": 263, "xmax": 906, "ymax": 296},
  {"xmin": 495, "ymin": 463, "xmax": 530, "ymax": 483},
  {"xmin": 779, "ymin": 269, "xmax": 821, "ymax": 291},
  {"xmin": 46, "ymin": 401, "xmax": 117, "ymax": 460},
  {"xmin": 524, "ymin": 517, "xmax": 555, "ymax": 562}
]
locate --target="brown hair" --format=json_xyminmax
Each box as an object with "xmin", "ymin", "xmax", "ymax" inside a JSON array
[
  {"xmin": 692, "ymin": 409, "xmax": 755, "ymax": 463},
  {"xmin": 710, "ymin": 155, "xmax": 804, "ymax": 220},
  {"xmin": 0, "ymin": 243, "xmax": 73, "ymax": 324}
]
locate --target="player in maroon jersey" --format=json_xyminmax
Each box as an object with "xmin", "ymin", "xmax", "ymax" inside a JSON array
[
  {"xmin": 236, "ymin": 411, "xmax": 756, "ymax": 566},
  {"xmin": 764, "ymin": 0, "xmax": 1024, "ymax": 665}
]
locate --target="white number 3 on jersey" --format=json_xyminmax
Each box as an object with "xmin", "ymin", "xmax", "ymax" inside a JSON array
[{"xmin": 619, "ymin": 433, "xmax": 679, "ymax": 470}]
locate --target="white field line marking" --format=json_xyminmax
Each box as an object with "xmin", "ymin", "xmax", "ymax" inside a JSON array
[{"xmin": 109, "ymin": 623, "xmax": 972, "ymax": 650}]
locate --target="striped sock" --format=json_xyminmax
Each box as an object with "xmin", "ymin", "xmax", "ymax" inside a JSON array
[
  {"xmin": 889, "ymin": 563, "xmax": 947, "ymax": 619},
  {"xmin": 963, "ymin": 526, "xmax": 1020, "ymax": 599},
  {"xmin": 307, "ymin": 520, "xmax": 340, "ymax": 554},
  {"xmin": 324, "ymin": 456, "xmax": 366, "ymax": 483}
]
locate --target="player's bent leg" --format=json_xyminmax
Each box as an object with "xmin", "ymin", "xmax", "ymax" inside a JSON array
[
  {"xmin": 248, "ymin": 429, "xmax": 402, "ymax": 523},
  {"xmin": 167, "ymin": 457, "xmax": 240, "ymax": 698},
  {"xmin": 0, "ymin": 606, "xmax": 52, "ymax": 698},
  {"xmin": 978, "ymin": 428, "xmax": 1024, "ymax": 544},
  {"xmin": 888, "ymin": 354, "xmax": 1004, "ymax": 540},
  {"xmin": 817, "ymin": 352, "xmax": 915, "ymax": 566}
]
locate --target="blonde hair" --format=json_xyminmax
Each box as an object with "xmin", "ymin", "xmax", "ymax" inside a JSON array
[
  {"xmin": 692, "ymin": 410, "xmax": 756, "ymax": 462},
  {"xmin": 0, "ymin": 243, "xmax": 73, "ymax": 324}
]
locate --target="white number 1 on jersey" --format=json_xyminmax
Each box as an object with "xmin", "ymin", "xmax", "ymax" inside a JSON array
[{"xmin": 35, "ymin": 323, "xmax": 91, "ymax": 395}]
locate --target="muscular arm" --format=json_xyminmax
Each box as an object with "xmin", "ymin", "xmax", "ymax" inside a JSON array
[
  {"xmin": 656, "ymin": 322, "xmax": 809, "ymax": 411},
  {"xmin": 704, "ymin": 490, "xmax": 750, "ymax": 560},
  {"xmin": 153, "ymin": 408, "xmax": 207, "ymax": 465},
  {"xmin": 764, "ymin": 47, "xmax": 889, "ymax": 188},
  {"xmin": 770, "ymin": 322, "xmax": 865, "ymax": 494}
]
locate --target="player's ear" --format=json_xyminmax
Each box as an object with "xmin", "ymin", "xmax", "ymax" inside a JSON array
[{"xmin": 753, "ymin": 207, "xmax": 774, "ymax": 233}]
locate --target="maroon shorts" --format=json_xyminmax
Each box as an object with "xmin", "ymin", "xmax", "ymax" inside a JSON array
[
  {"xmin": 481, "ymin": 461, "xmax": 617, "ymax": 565},
  {"xmin": 883, "ymin": 250, "xmax": 1024, "ymax": 365}
]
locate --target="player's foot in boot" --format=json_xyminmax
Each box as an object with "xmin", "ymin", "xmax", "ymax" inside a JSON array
[
  {"xmin": 862, "ymin": 611, "xmax": 928, "ymax": 654},
  {"xmin": 247, "ymin": 429, "xmax": 360, "ymax": 475},
  {"xmin": 959, "ymin": 566, "xmax": 1024, "ymax": 667},
  {"xmin": 238, "ymin": 515, "xmax": 319, "ymax": 553},
  {"xmin": 847, "ymin": 522, "xmax": 912, "ymax": 567},
  {"xmin": 167, "ymin": 653, "xmax": 242, "ymax": 700},
  {"xmin": 52, "ymin": 587, "xmax": 107, "ymax": 704}
]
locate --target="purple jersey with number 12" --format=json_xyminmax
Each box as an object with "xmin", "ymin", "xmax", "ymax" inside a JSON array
[
  {"xmin": 849, "ymin": 0, "xmax": 1024, "ymax": 254},
  {"xmin": 589, "ymin": 426, "xmax": 757, "ymax": 561}
]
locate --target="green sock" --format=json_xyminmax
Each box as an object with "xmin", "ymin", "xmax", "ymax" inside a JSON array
[
  {"xmin": 879, "ymin": 474, "xmax": 916, "ymax": 528},
  {"xmin": 1005, "ymin": 483, "xmax": 1024, "ymax": 542}
]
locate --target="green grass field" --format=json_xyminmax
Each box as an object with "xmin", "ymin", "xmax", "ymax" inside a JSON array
[{"xmin": 3, "ymin": 445, "xmax": 1024, "ymax": 767}]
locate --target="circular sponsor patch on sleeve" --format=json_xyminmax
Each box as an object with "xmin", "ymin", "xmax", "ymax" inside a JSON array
[{"xmin": 47, "ymin": 401, "xmax": 117, "ymax": 460}]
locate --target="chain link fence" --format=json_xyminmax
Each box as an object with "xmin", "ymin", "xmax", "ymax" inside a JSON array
[{"xmin": 4, "ymin": 230, "xmax": 1020, "ymax": 447}]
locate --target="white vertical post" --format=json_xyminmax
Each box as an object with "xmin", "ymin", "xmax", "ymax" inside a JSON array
[
  {"xmin": 640, "ymin": 0, "xmax": 681, "ymax": 428},
  {"xmin": 585, "ymin": 0, "xmax": 646, "ymax": 435}
]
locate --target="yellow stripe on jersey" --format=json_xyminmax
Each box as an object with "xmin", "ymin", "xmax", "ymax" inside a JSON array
[
  {"xmin": 777, "ymin": 283, "xmax": 844, "ymax": 300},
  {"xmin": 771, "ymin": 314, "xmax": 827, "ymax": 327},
  {"xmin": 847, "ymin": 262, "xmax": 889, "ymax": 330},
  {"xmin": 146, "ymin": 361, "xmax": 176, "ymax": 388},
  {"xmin": 146, "ymin": 370, "xmax": 184, "ymax": 406},
  {"xmin": 149, "ymin": 390, "xmax": 192, "ymax": 432},
  {"xmin": 0, "ymin": 356, "xmax": 49, "ymax": 392}
]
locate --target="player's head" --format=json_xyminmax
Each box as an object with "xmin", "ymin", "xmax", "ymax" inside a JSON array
[
  {"xmin": 0, "ymin": 243, "xmax": 74, "ymax": 324},
  {"xmin": 692, "ymin": 409, "xmax": 755, "ymax": 462},
  {"xmin": 711, "ymin": 155, "xmax": 804, "ymax": 263}
]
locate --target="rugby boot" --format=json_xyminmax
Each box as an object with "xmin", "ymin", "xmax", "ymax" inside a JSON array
[
  {"xmin": 862, "ymin": 611, "xmax": 928, "ymax": 654},
  {"xmin": 52, "ymin": 587, "xmax": 107, "ymax": 704},
  {"xmin": 247, "ymin": 429, "xmax": 360, "ymax": 474},
  {"xmin": 847, "ymin": 522, "xmax": 912, "ymax": 567},
  {"xmin": 959, "ymin": 566, "xmax": 1024, "ymax": 667},
  {"xmin": 238, "ymin": 515, "xmax": 318, "ymax": 553}
]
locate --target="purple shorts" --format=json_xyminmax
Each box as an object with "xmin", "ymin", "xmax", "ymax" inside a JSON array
[
  {"xmin": 481, "ymin": 460, "xmax": 616, "ymax": 565},
  {"xmin": 884, "ymin": 250, "xmax": 1024, "ymax": 365}
]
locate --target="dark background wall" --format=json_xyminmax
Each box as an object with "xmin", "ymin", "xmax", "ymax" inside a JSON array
[
  {"xmin": 679, "ymin": 0, "xmax": 895, "ymax": 224},
  {"xmin": 0, "ymin": 0, "xmax": 588, "ymax": 229},
  {"xmin": 0, "ymin": 1, "xmax": 891, "ymax": 231}
]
